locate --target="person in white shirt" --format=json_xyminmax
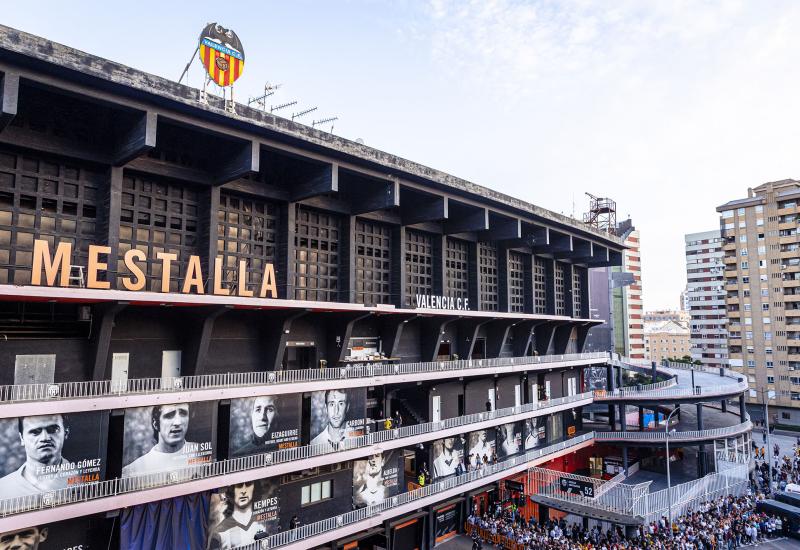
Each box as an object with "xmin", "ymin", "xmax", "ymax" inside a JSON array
[
  {"xmin": 310, "ymin": 390, "xmax": 350, "ymax": 450},
  {"xmin": 0, "ymin": 414, "xmax": 72, "ymax": 498},
  {"xmin": 123, "ymin": 404, "xmax": 197, "ymax": 477}
]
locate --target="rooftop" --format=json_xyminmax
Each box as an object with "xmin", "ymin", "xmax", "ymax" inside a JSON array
[{"xmin": 0, "ymin": 24, "xmax": 623, "ymax": 248}]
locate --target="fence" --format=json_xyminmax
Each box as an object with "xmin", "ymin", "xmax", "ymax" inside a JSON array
[
  {"xmin": 0, "ymin": 392, "xmax": 593, "ymax": 518},
  {"xmin": 233, "ymin": 433, "xmax": 595, "ymax": 549},
  {"xmin": 0, "ymin": 352, "xmax": 607, "ymax": 404},
  {"xmin": 593, "ymin": 418, "xmax": 752, "ymax": 443}
]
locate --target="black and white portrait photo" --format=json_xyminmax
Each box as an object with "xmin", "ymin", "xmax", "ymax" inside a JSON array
[
  {"xmin": 352, "ymin": 450, "xmax": 399, "ymax": 507},
  {"xmin": 0, "ymin": 412, "xmax": 106, "ymax": 498},
  {"xmin": 431, "ymin": 436, "xmax": 464, "ymax": 479},
  {"xmin": 122, "ymin": 402, "xmax": 215, "ymax": 478},
  {"xmin": 496, "ymin": 421, "xmax": 524, "ymax": 459},
  {"xmin": 207, "ymin": 479, "xmax": 279, "ymax": 550},
  {"xmin": 309, "ymin": 389, "xmax": 366, "ymax": 451},
  {"xmin": 466, "ymin": 430, "xmax": 495, "ymax": 469},
  {"xmin": 229, "ymin": 395, "xmax": 301, "ymax": 458},
  {"xmin": 524, "ymin": 416, "xmax": 547, "ymax": 450}
]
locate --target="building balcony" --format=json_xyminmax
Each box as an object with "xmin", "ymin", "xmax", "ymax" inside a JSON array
[
  {"xmin": 0, "ymin": 406, "xmax": 595, "ymax": 524},
  {"xmin": 723, "ymin": 256, "xmax": 737, "ymax": 265},
  {"xmin": 785, "ymin": 294, "xmax": 800, "ymax": 302},
  {"xmin": 0, "ymin": 353, "xmax": 607, "ymax": 415},
  {"xmin": 780, "ymin": 234, "xmax": 800, "ymax": 245},
  {"xmin": 784, "ymin": 280, "xmax": 800, "ymax": 288},
  {"xmin": 787, "ymin": 309, "xmax": 800, "ymax": 317},
  {"xmin": 725, "ymin": 296, "xmax": 740, "ymax": 305}
]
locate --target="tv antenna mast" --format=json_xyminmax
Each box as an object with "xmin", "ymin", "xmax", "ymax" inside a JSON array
[
  {"xmin": 312, "ymin": 116, "xmax": 338, "ymax": 132},
  {"xmin": 248, "ymin": 83, "xmax": 282, "ymax": 111},
  {"xmin": 292, "ymin": 106, "xmax": 318, "ymax": 121},
  {"xmin": 270, "ymin": 100, "xmax": 297, "ymax": 113}
]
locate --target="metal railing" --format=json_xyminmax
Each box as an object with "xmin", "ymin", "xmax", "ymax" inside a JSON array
[
  {"xmin": 0, "ymin": 352, "xmax": 606, "ymax": 405},
  {"xmin": 0, "ymin": 392, "xmax": 593, "ymax": 518},
  {"xmin": 234, "ymin": 432, "xmax": 595, "ymax": 550},
  {"xmin": 594, "ymin": 418, "xmax": 752, "ymax": 443},
  {"xmin": 593, "ymin": 378, "xmax": 747, "ymax": 401}
]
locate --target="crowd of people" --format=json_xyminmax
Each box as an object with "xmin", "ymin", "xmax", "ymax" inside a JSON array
[
  {"xmin": 751, "ymin": 435, "xmax": 800, "ymax": 493},
  {"xmin": 467, "ymin": 492, "xmax": 781, "ymax": 549}
]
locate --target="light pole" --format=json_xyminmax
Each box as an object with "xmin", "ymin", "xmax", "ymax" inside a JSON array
[
  {"xmin": 750, "ymin": 387, "xmax": 775, "ymax": 493},
  {"xmin": 665, "ymin": 406, "xmax": 679, "ymax": 531}
]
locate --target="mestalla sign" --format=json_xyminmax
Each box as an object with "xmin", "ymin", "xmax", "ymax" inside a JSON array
[{"xmin": 28, "ymin": 239, "xmax": 278, "ymax": 298}]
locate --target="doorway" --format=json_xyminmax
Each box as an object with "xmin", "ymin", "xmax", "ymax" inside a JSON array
[
  {"xmin": 283, "ymin": 344, "xmax": 316, "ymax": 370},
  {"xmin": 471, "ymin": 338, "xmax": 486, "ymax": 359}
]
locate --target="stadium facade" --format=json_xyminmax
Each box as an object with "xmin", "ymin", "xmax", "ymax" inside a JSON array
[{"xmin": 0, "ymin": 25, "xmax": 751, "ymax": 550}]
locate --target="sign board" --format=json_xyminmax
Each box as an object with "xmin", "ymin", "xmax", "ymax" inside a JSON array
[
  {"xmin": 504, "ymin": 479, "xmax": 524, "ymax": 492},
  {"xmin": 559, "ymin": 477, "xmax": 595, "ymax": 498},
  {"xmin": 198, "ymin": 23, "xmax": 245, "ymax": 87}
]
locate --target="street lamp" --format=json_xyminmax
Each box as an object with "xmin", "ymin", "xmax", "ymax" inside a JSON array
[
  {"xmin": 665, "ymin": 406, "xmax": 679, "ymax": 531},
  {"xmin": 750, "ymin": 387, "xmax": 776, "ymax": 493}
]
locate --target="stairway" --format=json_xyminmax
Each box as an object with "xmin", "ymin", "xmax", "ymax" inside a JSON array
[{"xmin": 397, "ymin": 398, "xmax": 427, "ymax": 425}]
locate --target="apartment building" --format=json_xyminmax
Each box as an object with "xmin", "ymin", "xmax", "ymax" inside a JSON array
[
  {"xmin": 644, "ymin": 319, "xmax": 691, "ymax": 363},
  {"xmin": 612, "ymin": 220, "xmax": 645, "ymax": 359},
  {"xmin": 685, "ymin": 230, "xmax": 728, "ymax": 370},
  {"xmin": 718, "ymin": 180, "xmax": 800, "ymax": 424},
  {"xmin": 643, "ymin": 310, "xmax": 690, "ymax": 325}
]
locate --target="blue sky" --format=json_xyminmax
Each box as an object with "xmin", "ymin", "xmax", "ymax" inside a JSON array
[{"xmin": 5, "ymin": 0, "xmax": 800, "ymax": 310}]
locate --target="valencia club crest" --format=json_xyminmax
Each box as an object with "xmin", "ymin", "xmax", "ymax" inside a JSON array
[{"xmin": 198, "ymin": 23, "xmax": 245, "ymax": 87}]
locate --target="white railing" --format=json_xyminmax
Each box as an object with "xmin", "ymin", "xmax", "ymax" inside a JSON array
[
  {"xmin": 593, "ymin": 418, "xmax": 752, "ymax": 443},
  {"xmin": 593, "ymin": 378, "xmax": 747, "ymax": 401},
  {"xmin": 640, "ymin": 464, "xmax": 749, "ymax": 522},
  {"xmin": 593, "ymin": 377, "xmax": 677, "ymax": 399},
  {"xmin": 0, "ymin": 352, "xmax": 606, "ymax": 404},
  {"xmin": 234, "ymin": 433, "xmax": 595, "ymax": 550},
  {"xmin": 0, "ymin": 392, "xmax": 593, "ymax": 518}
]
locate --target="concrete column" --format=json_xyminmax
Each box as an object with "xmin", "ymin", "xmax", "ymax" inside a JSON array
[
  {"xmin": 651, "ymin": 361, "xmax": 657, "ymax": 382},
  {"xmin": 609, "ymin": 404, "xmax": 616, "ymax": 428},
  {"xmin": 619, "ymin": 403, "xmax": 627, "ymax": 431},
  {"xmin": 638, "ymin": 407, "xmax": 645, "ymax": 430},
  {"xmin": 623, "ymin": 446, "xmax": 629, "ymax": 475},
  {"xmin": 697, "ymin": 403, "xmax": 705, "ymax": 476},
  {"xmin": 608, "ymin": 365, "xmax": 616, "ymax": 391},
  {"xmin": 721, "ymin": 399, "xmax": 727, "ymax": 413},
  {"xmin": 739, "ymin": 394, "xmax": 746, "ymax": 420}
]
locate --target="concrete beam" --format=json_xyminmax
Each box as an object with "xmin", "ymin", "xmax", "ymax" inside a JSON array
[
  {"xmin": 214, "ymin": 139, "xmax": 259, "ymax": 185},
  {"xmin": 113, "ymin": 110, "xmax": 156, "ymax": 166},
  {"xmin": 444, "ymin": 206, "xmax": 488, "ymax": 235},
  {"xmin": 483, "ymin": 215, "xmax": 522, "ymax": 241},
  {"xmin": 400, "ymin": 194, "xmax": 448, "ymax": 226},
  {"xmin": 290, "ymin": 162, "xmax": 338, "ymax": 201},
  {"xmin": 0, "ymin": 71, "xmax": 18, "ymax": 133},
  {"xmin": 90, "ymin": 302, "xmax": 128, "ymax": 381},
  {"xmin": 351, "ymin": 179, "xmax": 400, "ymax": 215}
]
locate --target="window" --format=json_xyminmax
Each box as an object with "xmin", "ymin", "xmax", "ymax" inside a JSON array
[
  {"xmin": 721, "ymin": 210, "xmax": 734, "ymax": 219},
  {"xmin": 765, "ymin": 332, "xmax": 772, "ymax": 340},
  {"xmin": 445, "ymin": 238, "xmax": 469, "ymax": 300},
  {"xmin": 406, "ymin": 229, "xmax": 433, "ymax": 307},
  {"xmin": 508, "ymin": 252, "xmax": 526, "ymax": 313},
  {"xmin": 294, "ymin": 205, "xmax": 341, "ymax": 302},
  {"xmin": 478, "ymin": 241, "xmax": 499, "ymax": 311},
  {"xmin": 747, "ymin": 360, "xmax": 755, "ymax": 368},
  {"xmin": 738, "ymin": 208, "xmax": 746, "ymax": 215},
  {"xmin": 740, "ymin": 234, "xmax": 747, "ymax": 242},
  {"xmin": 742, "ymin": 277, "xmax": 750, "ymax": 284},
  {"xmin": 783, "ymin": 412, "xmax": 791, "ymax": 420},
  {"xmin": 756, "ymin": 205, "xmax": 764, "ymax": 213},
  {"xmin": 740, "ymin": 262, "xmax": 748, "ymax": 269},
  {"xmin": 767, "ymin": 361, "xmax": 774, "ymax": 368},
  {"xmin": 354, "ymin": 219, "xmax": 392, "ymax": 305},
  {"xmin": 763, "ymin": 303, "xmax": 770, "ymax": 310},
  {"xmin": 767, "ymin": 376, "xmax": 775, "ymax": 384},
  {"xmin": 533, "ymin": 258, "xmax": 547, "ymax": 314},
  {"xmin": 301, "ymin": 480, "xmax": 332, "ymax": 505}
]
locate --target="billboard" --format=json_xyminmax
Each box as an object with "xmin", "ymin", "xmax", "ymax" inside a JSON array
[
  {"xmin": 0, "ymin": 411, "xmax": 107, "ymax": 498},
  {"xmin": 524, "ymin": 416, "xmax": 547, "ymax": 450},
  {"xmin": 466, "ymin": 429, "xmax": 495, "ymax": 470},
  {"xmin": 229, "ymin": 394, "xmax": 301, "ymax": 458},
  {"xmin": 431, "ymin": 436, "xmax": 465, "ymax": 479},
  {"xmin": 0, "ymin": 516, "xmax": 110, "ymax": 550},
  {"xmin": 309, "ymin": 388, "xmax": 367, "ymax": 450},
  {"xmin": 352, "ymin": 449, "xmax": 401, "ymax": 508},
  {"xmin": 495, "ymin": 421, "xmax": 524, "ymax": 459},
  {"xmin": 122, "ymin": 402, "xmax": 215, "ymax": 478},
  {"xmin": 207, "ymin": 478, "xmax": 279, "ymax": 549}
]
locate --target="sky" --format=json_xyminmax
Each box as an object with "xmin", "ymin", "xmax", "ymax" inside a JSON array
[{"xmin": 4, "ymin": 0, "xmax": 800, "ymax": 311}]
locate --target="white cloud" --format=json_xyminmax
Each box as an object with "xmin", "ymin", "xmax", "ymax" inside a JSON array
[{"xmin": 413, "ymin": 0, "xmax": 800, "ymax": 310}]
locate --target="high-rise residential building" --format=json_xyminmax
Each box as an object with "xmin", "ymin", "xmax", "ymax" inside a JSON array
[
  {"xmin": 680, "ymin": 286, "xmax": 690, "ymax": 313},
  {"xmin": 612, "ymin": 220, "xmax": 645, "ymax": 358},
  {"xmin": 644, "ymin": 320, "xmax": 691, "ymax": 363},
  {"xmin": 718, "ymin": 180, "xmax": 800, "ymax": 424},
  {"xmin": 685, "ymin": 230, "xmax": 728, "ymax": 371}
]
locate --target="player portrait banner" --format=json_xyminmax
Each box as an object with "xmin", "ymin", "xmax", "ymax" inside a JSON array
[
  {"xmin": 352, "ymin": 449, "xmax": 400, "ymax": 508},
  {"xmin": 0, "ymin": 411, "xmax": 107, "ymax": 498},
  {"xmin": 524, "ymin": 416, "xmax": 547, "ymax": 450},
  {"xmin": 0, "ymin": 515, "xmax": 110, "ymax": 550},
  {"xmin": 207, "ymin": 478, "xmax": 279, "ymax": 549},
  {"xmin": 431, "ymin": 435, "xmax": 465, "ymax": 480},
  {"xmin": 229, "ymin": 394, "xmax": 301, "ymax": 458},
  {"xmin": 496, "ymin": 421, "xmax": 525, "ymax": 459},
  {"xmin": 466, "ymin": 429, "xmax": 495, "ymax": 470},
  {"xmin": 121, "ymin": 401, "xmax": 215, "ymax": 478},
  {"xmin": 309, "ymin": 388, "xmax": 366, "ymax": 451}
]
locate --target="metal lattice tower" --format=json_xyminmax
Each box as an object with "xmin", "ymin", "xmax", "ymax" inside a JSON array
[{"xmin": 583, "ymin": 193, "xmax": 617, "ymax": 234}]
